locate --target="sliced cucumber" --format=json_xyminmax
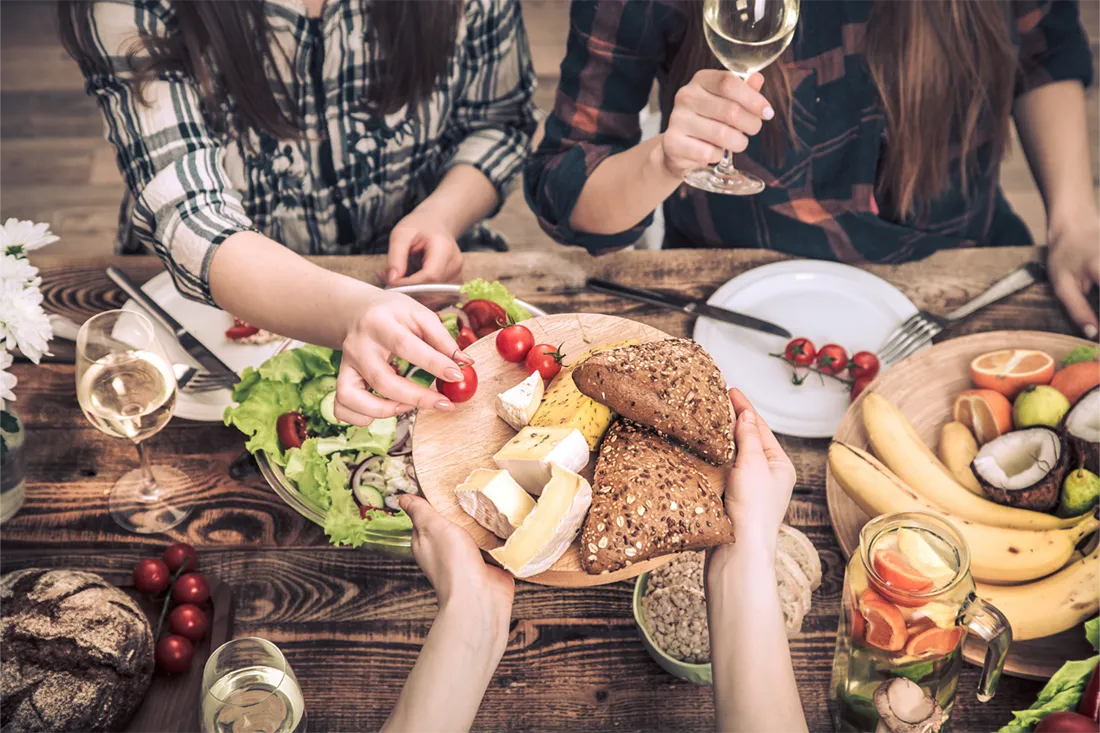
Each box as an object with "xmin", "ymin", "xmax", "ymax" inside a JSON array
[
  {"xmin": 407, "ymin": 368, "xmax": 436, "ymax": 388},
  {"xmin": 354, "ymin": 484, "xmax": 386, "ymax": 511},
  {"xmin": 319, "ymin": 391, "xmax": 349, "ymax": 426}
]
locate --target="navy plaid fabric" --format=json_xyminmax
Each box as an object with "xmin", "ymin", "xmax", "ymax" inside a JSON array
[
  {"xmin": 79, "ymin": 0, "xmax": 537, "ymax": 304},
  {"xmin": 524, "ymin": 0, "xmax": 1092, "ymax": 263}
]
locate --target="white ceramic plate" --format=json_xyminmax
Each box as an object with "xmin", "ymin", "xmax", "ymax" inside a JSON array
[
  {"xmin": 693, "ymin": 260, "xmax": 919, "ymax": 438},
  {"xmin": 121, "ymin": 271, "xmax": 285, "ymax": 421}
]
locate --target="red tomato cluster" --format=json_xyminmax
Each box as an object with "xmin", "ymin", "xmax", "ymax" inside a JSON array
[
  {"xmin": 132, "ymin": 542, "xmax": 211, "ymax": 675},
  {"xmin": 779, "ymin": 338, "xmax": 881, "ymax": 403}
]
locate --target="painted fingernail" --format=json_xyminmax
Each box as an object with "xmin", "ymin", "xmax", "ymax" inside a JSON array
[
  {"xmin": 435, "ymin": 399, "xmax": 455, "ymax": 411},
  {"xmin": 444, "ymin": 367, "xmax": 464, "ymax": 381},
  {"xmin": 1085, "ymin": 324, "xmax": 1098, "ymax": 339},
  {"xmin": 456, "ymin": 351, "xmax": 474, "ymax": 363},
  {"xmin": 762, "ymin": 106, "xmax": 775, "ymax": 120}
]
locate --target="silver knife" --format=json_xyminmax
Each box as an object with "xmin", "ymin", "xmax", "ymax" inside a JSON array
[
  {"xmin": 106, "ymin": 266, "xmax": 240, "ymax": 382},
  {"xmin": 586, "ymin": 278, "xmax": 792, "ymax": 339}
]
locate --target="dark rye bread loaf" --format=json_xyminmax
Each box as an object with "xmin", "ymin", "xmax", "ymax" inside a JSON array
[
  {"xmin": 572, "ymin": 338, "xmax": 734, "ymax": 464},
  {"xmin": 580, "ymin": 420, "xmax": 735, "ymax": 574},
  {"xmin": 1, "ymin": 569, "xmax": 154, "ymax": 733}
]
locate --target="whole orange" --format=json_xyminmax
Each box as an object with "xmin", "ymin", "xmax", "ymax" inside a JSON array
[{"xmin": 1050, "ymin": 360, "xmax": 1100, "ymax": 405}]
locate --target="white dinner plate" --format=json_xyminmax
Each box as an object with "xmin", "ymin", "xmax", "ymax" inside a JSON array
[
  {"xmin": 121, "ymin": 271, "xmax": 286, "ymax": 422},
  {"xmin": 693, "ymin": 260, "xmax": 920, "ymax": 438}
]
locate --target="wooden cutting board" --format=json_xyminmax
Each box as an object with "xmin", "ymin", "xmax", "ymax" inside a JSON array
[{"xmin": 412, "ymin": 313, "xmax": 729, "ymax": 587}]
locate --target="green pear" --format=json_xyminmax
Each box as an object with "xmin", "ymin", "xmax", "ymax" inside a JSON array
[
  {"xmin": 1058, "ymin": 467, "xmax": 1100, "ymax": 517},
  {"xmin": 1013, "ymin": 385, "xmax": 1071, "ymax": 429}
]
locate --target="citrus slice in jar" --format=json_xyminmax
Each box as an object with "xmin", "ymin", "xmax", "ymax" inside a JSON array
[
  {"xmin": 858, "ymin": 589, "xmax": 908, "ymax": 652},
  {"xmin": 905, "ymin": 624, "xmax": 965, "ymax": 657}
]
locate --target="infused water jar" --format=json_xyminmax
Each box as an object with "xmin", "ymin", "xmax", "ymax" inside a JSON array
[{"xmin": 829, "ymin": 512, "xmax": 1011, "ymax": 733}]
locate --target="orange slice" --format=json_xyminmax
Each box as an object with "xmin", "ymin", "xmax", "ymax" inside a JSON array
[
  {"xmin": 952, "ymin": 389, "xmax": 1013, "ymax": 445},
  {"xmin": 970, "ymin": 349, "xmax": 1055, "ymax": 399},
  {"xmin": 905, "ymin": 624, "xmax": 964, "ymax": 657},
  {"xmin": 858, "ymin": 589, "xmax": 908, "ymax": 652}
]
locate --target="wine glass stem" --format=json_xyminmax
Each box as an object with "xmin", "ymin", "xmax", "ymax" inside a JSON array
[
  {"xmin": 133, "ymin": 441, "xmax": 159, "ymax": 500},
  {"xmin": 715, "ymin": 150, "xmax": 737, "ymax": 177}
]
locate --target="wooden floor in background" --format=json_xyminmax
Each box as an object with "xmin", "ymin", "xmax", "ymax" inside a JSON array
[{"xmin": 2, "ymin": 0, "xmax": 1097, "ymax": 260}]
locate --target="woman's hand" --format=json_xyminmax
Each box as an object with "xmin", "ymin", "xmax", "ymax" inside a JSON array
[
  {"xmin": 1048, "ymin": 222, "xmax": 1100, "ymax": 339},
  {"xmin": 659, "ymin": 71, "xmax": 774, "ymax": 177},
  {"xmin": 719, "ymin": 388, "xmax": 797, "ymax": 550},
  {"xmin": 333, "ymin": 290, "xmax": 472, "ymax": 424},
  {"xmin": 399, "ymin": 495, "xmax": 515, "ymax": 621},
  {"xmin": 385, "ymin": 211, "xmax": 465, "ymax": 287}
]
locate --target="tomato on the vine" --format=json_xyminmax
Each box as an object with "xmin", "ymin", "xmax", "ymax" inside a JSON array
[
  {"xmin": 849, "ymin": 351, "xmax": 880, "ymax": 381},
  {"xmin": 456, "ymin": 326, "xmax": 478, "ymax": 350},
  {"xmin": 439, "ymin": 364, "xmax": 478, "ymax": 403},
  {"xmin": 462, "ymin": 300, "xmax": 507, "ymax": 333},
  {"xmin": 155, "ymin": 634, "xmax": 194, "ymax": 674},
  {"xmin": 525, "ymin": 344, "xmax": 565, "ymax": 381},
  {"xmin": 783, "ymin": 338, "xmax": 816, "ymax": 366},
  {"xmin": 168, "ymin": 603, "xmax": 209, "ymax": 643},
  {"xmin": 171, "ymin": 573, "xmax": 211, "ymax": 605},
  {"xmin": 163, "ymin": 542, "xmax": 198, "ymax": 573},
  {"xmin": 496, "ymin": 324, "xmax": 534, "ymax": 363},
  {"xmin": 850, "ymin": 375, "xmax": 873, "ymax": 403},
  {"xmin": 816, "ymin": 344, "xmax": 849, "ymax": 375},
  {"xmin": 276, "ymin": 412, "xmax": 308, "ymax": 450},
  {"xmin": 132, "ymin": 558, "xmax": 171, "ymax": 595}
]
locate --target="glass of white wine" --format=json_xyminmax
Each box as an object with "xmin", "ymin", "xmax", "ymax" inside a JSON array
[
  {"xmin": 201, "ymin": 638, "xmax": 306, "ymax": 733},
  {"xmin": 76, "ymin": 310, "xmax": 192, "ymax": 533},
  {"xmin": 682, "ymin": 0, "xmax": 800, "ymax": 195}
]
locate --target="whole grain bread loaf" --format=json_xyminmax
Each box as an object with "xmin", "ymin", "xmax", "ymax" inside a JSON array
[
  {"xmin": 581, "ymin": 420, "xmax": 735, "ymax": 574},
  {"xmin": 572, "ymin": 339, "xmax": 734, "ymax": 464},
  {"xmin": 1, "ymin": 568, "xmax": 154, "ymax": 732}
]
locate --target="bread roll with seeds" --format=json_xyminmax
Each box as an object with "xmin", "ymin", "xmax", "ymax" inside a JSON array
[
  {"xmin": 572, "ymin": 338, "xmax": 735, "ymax": 465},
  {"xmin": 581, "ymin": 420, "xmax": 735, "ymax": 574}
]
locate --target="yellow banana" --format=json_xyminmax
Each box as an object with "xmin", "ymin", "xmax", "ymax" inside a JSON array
[
  {"xmin": 938, "ymin": 421, "xmax": 984, "ymax": 495},
  {"xmin": 862, "ymin": 394, "xmax": 1080, "ymax": 531},
  {"xmin": 977, "ymin": 549, "xmax": 1099, "ymax": 641},
  {"xmin": 828, "ymin": 442, "xmax": 1099, "ymax": 584}
]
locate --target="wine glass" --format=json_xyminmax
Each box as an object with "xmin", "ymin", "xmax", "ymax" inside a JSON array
[
  {"xmin": 682, "ymin": 0, "xmax": 800, "ymax": 195},
  {"xmin": 76, "ymin": 310, "xmax": 192, "ymax": 533},
  {"xmin": 201, "ymin": 638, "xmax": 306, "ymax": 733}
]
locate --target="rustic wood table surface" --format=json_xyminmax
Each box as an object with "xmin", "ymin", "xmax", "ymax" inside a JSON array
[{"xmin": 3, "ymin": 248, "xmax": 1075, "ymax": 732}]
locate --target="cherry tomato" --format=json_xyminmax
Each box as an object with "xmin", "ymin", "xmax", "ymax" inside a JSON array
[
  {"xmin": 132, "ymin": 558, "xmax": 171, "ymax": 595},
  {"xmin": 456, "ymin": 326, "xmax": 478, "ymax": 350},
  {"xmin": 275, "ymin": 412, "xmax": 308, "ymax": 451},
  {"xmin": 783, "ymin": 337, "xmax": 816, "ymax": 366},
  {"xmin": 171, "ymin": 572, "xmax": 211, "ymax": 605},
  {"xmin": 155, "ymin": 634, "xmax": 194, "ymax": 674},
  {"xmin": 225, "ymin": 323, "xmax": 260, "ymax": 340},
  {"xmin": 496, "ymin": 324, "xmax": 534, "ymax": 363},
  {"xmin": 462, "ymin": 299, "xmax": 507, "ymax": 332},
  {"xmin": 1035, "ymin": 712, "xmax": 1100, "ymax": 733},
  {"xmin": 438, "ymin": 364, "xmax": 478, "ymax": 403},
  {"xmin": 816, "ymin": 344, "xmax": 849, "ymax": 375},
  {"xmin": 162, "ymin": 542, "xmax": 198, "ymax": 573},
  {"xmin": 167, "ymin": 603, "xmax": 209, "ymax": 643},
  {"xmin": 850, "ymin": 375, "xmax": 873, "ymax": 403},
  {"xmin": 849, "ymin": 351, "xmax": 880, "ymax": 381},
  {"xmin": 525, "ymin": 344, "xmax": 565, "ymax": 381}
]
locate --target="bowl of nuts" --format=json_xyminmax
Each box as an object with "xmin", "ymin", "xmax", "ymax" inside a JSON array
[{"xmin": 632, "ymin": 552, "xmax": 712, "ymax": 685}]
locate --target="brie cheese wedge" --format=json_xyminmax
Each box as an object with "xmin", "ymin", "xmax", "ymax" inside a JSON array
[
  {"xmin": 494, "ymin": 372, "xmax": 544, "ymax": 431},
  {"xmin": 492, "ymin": 426, "xmax": 590, "ymax": 495},
  {"xmin": 455, "ymin": 469, "xmax": 535, "ymax": 539},
  {"xmin": 490, "ymin": 464, "xmax": 592, "ymax": 578}
]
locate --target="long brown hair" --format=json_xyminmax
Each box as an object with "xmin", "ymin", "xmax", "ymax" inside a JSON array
[
  {"xmin": 58, "ymin": 0, "xmax": 464, "ymax": 140},
  {"xmin": 668, "ymin": 0, "xmax": 1016, "ymax": 219}
]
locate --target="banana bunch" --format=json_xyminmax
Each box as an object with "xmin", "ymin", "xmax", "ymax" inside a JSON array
[{"xmin": 829, "ymin": 394, "xmax": 1100, "ymax": 640}]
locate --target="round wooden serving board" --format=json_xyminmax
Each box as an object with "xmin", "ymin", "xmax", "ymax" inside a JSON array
[
  {"xmin": 826, "ymin": 330, "xmax": 1096, "ymax": 680},
  {"xmin": 413, "ymin": 313, "xmax": 729, "ymax": 587}
]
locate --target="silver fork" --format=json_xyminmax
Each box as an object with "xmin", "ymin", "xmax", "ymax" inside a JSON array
[{"xmin": 877, "ymin": 263, "xmax": 1045, "ymax": 367}]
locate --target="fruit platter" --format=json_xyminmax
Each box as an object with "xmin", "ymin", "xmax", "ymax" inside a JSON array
[{"xmin": 826, "ymin": 330, "xmax": 1100, "ymax": 679}]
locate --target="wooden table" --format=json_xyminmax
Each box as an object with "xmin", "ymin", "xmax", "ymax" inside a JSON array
[{"xmin": 3, "ymin": 248, "xmax": 1070, "ymax": 732}]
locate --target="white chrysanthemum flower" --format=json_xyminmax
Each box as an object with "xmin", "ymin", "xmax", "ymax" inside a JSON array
[
  {"xmin": 0, "ymin": 253, "xmax": 40, "ymax": 289},
  {"xmin": 0, "ymin": 351, "xmax": 15, "ymax": 411},
  {"xmin": 1, "ymin": 218, "xmax": 59, "ymax": 254},
  {"xmin": 0, "ymin": 278, "xmax": 53, "ymax": 364}
]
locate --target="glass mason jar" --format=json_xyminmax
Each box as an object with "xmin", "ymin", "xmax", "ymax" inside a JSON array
[
  {"xmin": 0, "ymin": 410, "xmax": 26, "ymax": 524},
  {"xmin": 829, "ymin": 512, "xmax": 1012, "ymax": 733}
]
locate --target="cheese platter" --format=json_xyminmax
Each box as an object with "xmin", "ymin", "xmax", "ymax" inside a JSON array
[{"xmin": 412, "ymin": 313, "xmax": 734, "ymax": 587}]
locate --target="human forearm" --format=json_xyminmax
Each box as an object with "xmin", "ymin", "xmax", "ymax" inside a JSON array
[
  {"xmin": 707, "ymin": 534, "xmax": 807, "ymax": 733},
  {"xmin": 568, "ymin": 136, "xmax": 683, "ymax": 235},
  {"xmin": 418, "ymin": 163, "xmax": 500, "ymax": 239},
  {"xmin": 382, "ymin": 595, "xmax": 509, "ymax": 733},
  {"xmin": 1013, "ymin": 80, "xmax": 1098, "ymax": 236}
]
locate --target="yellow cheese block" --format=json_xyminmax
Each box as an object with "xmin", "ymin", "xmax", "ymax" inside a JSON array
[{"xmin": 529, "ymin": 340, "xmax": 639, "ymax": 451}]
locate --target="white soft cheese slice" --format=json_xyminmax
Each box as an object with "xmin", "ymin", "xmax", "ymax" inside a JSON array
[
  {"xmin": 492, "ymin": 426, "xmax": 590, "ymax": 495},
  {"xmin": 455, "ymin": 469, "xmax": 536, "ymax": 539},
  {"xmin": 490, "ymin": 464, "xmax": 592, "ymax": 578},
  {"xmin": 494, "ymin": 372, "xmax": 545, "ymax": 431}
]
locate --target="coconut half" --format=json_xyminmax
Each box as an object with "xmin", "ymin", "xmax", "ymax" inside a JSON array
[
  {"xmin": 1062, "ymin": 386, "xmax": 1099, "ymax": 474},
  {"xmin": 873, "ymin": 678, "xmax": 944, "ymax": 733},
  {"xmin": 970, "ymin": 426, "xmax": 1067, "ymax": 512}
]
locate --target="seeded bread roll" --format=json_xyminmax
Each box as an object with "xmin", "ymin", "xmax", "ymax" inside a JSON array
[
  {"xmin": 572, "ymin": 338, "xmax": 734, "ymax": 464},
  {"xmin": 1, "ymin": 568, "xmax": 154, "ymax": 732},
  {"xmin": 581, "ymin": 420, "xmax": 735, "ymax": 574}
]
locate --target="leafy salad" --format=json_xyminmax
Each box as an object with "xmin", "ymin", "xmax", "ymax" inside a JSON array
[{"xmin": 223, "ymin": 280, "xmax": 531, "ymax": 548}]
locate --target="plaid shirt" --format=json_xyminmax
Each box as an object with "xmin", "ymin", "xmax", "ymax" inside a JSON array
[
  {"xmin": 80, "ymin": 0, "xmax": 537, "ymax": 305},
  {"xmin": 524, "ymin": 0, "xmax": 1093, "ymax": 262}
]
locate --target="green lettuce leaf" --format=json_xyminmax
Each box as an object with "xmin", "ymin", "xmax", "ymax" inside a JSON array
[
  {"xmin": 311, "ymin": 417, "xmax": 397, "ymax": 457},
  {"xmin": 300, "ymin": 376, "xmax": 337, "ymax": 415},
  {"xmin": 284, "ymin": 439, "xmax": 330, "ymax": 509},
  {"xmin": 1087, "ymin": 617, "xmax": 1098, "ymax": 651},
  {"xmin": 996, "ymin": 655, "xmax": 1100, "ymax": 733},
  {"xmin": 440, "ymin": 312, "xmax": 460, "ymax": 339},
  {"xmin": 258, "ymin": 345, "xmax": 337, "ymax": 383},
  {"xmin": 231, "ymin": 367, "xmax": 262, "ymax": 402},
  {"xmin": 322, "ymin": 460, "xmax": 412, "ymax": 546},
  {"xmin": 460, "ymin": 278, "xmax": 531, "ymax": 323},
  {"xmin": 222, "ymin": 380, "xmax": 300, "ymax": 460}
]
